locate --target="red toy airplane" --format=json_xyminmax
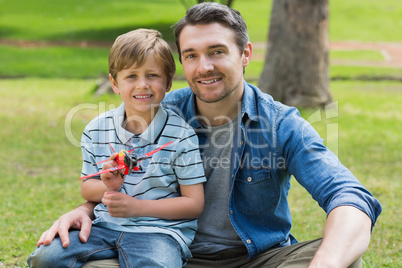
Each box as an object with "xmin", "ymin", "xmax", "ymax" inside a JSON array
[{"xmin": 79, "ymin": 141, "xmax": 174, "ymax": 180}]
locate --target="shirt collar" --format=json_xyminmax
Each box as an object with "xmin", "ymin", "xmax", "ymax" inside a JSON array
[
  {"xmin": 185, "ymin": 93, "xmax": 204, "ymax": 130},
  {"xmin": 185, "ymin": 80, "xmax": 259, "ymax": 130},
  {"xmin": 241, "ymin": 81, "xmax": 259, "ymax": 122},
  {"xmin": 114, "ymin": 103, "xmax": 168, "ymax": 145}
]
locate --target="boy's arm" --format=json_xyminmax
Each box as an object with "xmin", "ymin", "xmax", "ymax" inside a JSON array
[
  {"xmin": 81, "ymin": 179, "xmax": 109, "ymax": 202},
  {"xmin": 81, "ymin": 153, "xmax": 124, "ymax": 202},
  {"xmin": 102, "ymin": 183, "xmax": 204, "ymax": 219}
]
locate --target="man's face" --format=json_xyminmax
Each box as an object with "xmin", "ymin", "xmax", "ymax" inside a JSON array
[{"xmin": 179, "ymin": 23, "xmax": 250, "ymax": 104}]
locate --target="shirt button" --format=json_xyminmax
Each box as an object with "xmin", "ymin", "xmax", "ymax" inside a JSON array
[
  {"xmin": 247, "ymin": 177, "xmax": 252, "ymax": 182},
  {"xmin": 230, "ymin": 210, "xmax": 233, "ymax": 215},
  {"xmin": 246, "ymin": 239, "xmax": 252, "ymax": 244},
  {"xmin": 240, "ymin": 140, "xmax": 244, "ymax": 145},
  {"xmin": 232, "ymin": 174, "xmax": 235, "ymax": 178}
]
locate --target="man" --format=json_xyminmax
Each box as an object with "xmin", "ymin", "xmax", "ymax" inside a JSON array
[{"xmin": 37, "ymin": 3, "xmax": 381, "ymax": 267}]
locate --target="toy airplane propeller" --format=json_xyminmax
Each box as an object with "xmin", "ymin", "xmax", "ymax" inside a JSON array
[{"xmin": 79, "ymin": 141, "xmax": 174, "ymax": 180}]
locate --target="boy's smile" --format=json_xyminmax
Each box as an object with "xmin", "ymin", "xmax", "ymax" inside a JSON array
[{"xmin": 134, "ymin": 94, "xmax": 153, "ymax": 99}]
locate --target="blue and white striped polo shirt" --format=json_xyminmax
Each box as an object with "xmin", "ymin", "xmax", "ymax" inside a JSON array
[{"xmin": 80, "ymin": 103, "xmax": 206, "ymax": 258}]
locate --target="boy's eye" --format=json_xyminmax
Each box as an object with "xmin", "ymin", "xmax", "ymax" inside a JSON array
[{"xmin": 127, "ymin": 74, "xmax": 136, "ymax": 79}]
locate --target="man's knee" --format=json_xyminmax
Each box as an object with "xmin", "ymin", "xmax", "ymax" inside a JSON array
[
  {"xmin": 82, "ymin": 259, "xmax": 120, "ymax": 268},
  {"xmin": 348, "ymin": 257, "xmax": 362, "ymax": 268}
]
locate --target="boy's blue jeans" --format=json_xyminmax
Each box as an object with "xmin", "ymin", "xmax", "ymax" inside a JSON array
[{"xmin": 27, "ymin": 225, "xmax": 183, "ymax": 268}]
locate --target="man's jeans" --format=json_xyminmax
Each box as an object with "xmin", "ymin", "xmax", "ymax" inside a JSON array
[
  {"xmin": 27, "ymin": 226, "xmax": 183, "ymax": 268},
  {"xmin": 79, "ymin": 238, "xmax": 362, "ymax": 268}
]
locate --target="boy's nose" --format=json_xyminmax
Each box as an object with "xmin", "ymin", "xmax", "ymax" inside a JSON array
[{"xmin": 136, "ymin": 77, "xmax": 150, "ymax": 89}]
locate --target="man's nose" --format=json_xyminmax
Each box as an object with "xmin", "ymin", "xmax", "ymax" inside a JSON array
[{"xmin": 197, "ymin": 55, "xmax": 214, "ymax": 74}]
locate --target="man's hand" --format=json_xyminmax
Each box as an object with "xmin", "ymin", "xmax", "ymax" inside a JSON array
[{"xmin": 36, "ymin": 202, "xmax": 96, "ymax": 248}]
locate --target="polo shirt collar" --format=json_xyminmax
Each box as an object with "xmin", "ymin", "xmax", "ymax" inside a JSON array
[{"xmin": 113, "ymin": 103, "xmax": 168, "ymax": 145}]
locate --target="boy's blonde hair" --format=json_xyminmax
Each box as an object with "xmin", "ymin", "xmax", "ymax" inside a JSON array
[{"xmin": 109, "ymin": 29, "xmax": 175, "ymax": 86}]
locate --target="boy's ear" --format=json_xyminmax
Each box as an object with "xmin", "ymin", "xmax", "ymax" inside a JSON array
[
  {"xmin": 109, "ymin": 74, "xmax": 120, "ymax": 94},
  {"xmin": 166, "ymin": 78, "xmax": 173, "ymax": 93}
]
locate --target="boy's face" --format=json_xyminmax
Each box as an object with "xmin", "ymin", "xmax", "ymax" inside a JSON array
[
  {"xmin": 178, "ymin": 22, "xmax": 251, "ymax": 104},
  {"xmin": 109, "ymin": 52, "xmax": 171, "ymax": 119}
]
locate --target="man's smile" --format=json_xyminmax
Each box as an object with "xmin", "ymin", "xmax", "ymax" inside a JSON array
[{"xmin": 198, "ymin": 78, "xmax": 222, "ymax": 84}]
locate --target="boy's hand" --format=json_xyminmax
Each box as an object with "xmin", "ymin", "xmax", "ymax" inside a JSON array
[
  {"xmin": 101, "ymin": 153, "xmax": 125, "ymax": 192},
  {"xmin": 102, "ymin": 191, "xmax": 141, "ymax": 218}
]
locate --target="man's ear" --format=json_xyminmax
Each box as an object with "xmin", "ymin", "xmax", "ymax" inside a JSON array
[
  {"xmin": 109, "ymin": 74, "xmax": 120, "ymax": 94},
  {"xmin": 241, "ymin": 42, "xmax": 253, "ymax": 67}
]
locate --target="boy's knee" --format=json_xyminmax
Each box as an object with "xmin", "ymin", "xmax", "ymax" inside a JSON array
[
  {"xmin": 27, "ymin": 239, "xmax": 69, "ymax": 268},
  {"xmin": 27, "ymin": 244, "xmax": 60, "ymax": 268}
]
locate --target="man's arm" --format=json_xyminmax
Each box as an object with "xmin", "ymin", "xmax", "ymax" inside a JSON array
[
  {"xmin": 37, "ymin": 201, "xmax": 97, "ymax": 248},
  {"xmin": 309, "ymin": 205, "xmax": 372, "ymax": 268}
]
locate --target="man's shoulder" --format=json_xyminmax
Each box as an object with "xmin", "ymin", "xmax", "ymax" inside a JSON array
[
  {"xmin": 163, "ymin": 87, "xmax": 193, "ymax": 105},
  {"xmin": 245, "ymin": 82, "xmax": 295, "ymax": 117}
]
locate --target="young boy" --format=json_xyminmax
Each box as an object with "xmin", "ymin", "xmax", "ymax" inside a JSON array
[{"xmin": 27, "ymin": 29, "xmax": 206, "ymax": 267}]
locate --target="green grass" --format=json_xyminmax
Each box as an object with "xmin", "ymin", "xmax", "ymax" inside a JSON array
[
  {"xmin": 330, "ymin": 0, "xmax": 402, "ymax": 42},
  {"xmin": 0, "ymin": 0, "xmax": 270, "ymax": 43},
  {"xmin": 0, "ymin": 78, "xmax": 400, "ymax": 267},
  {"xmin": 0, "ymin": 78, "xmax": 122, "ymax": 267},
  {"xmin": 0, "ymin": 0, "xmax": 184, "ymax": 42},
  {"xmin": 1, "ymin": 0, "xmax": 401, "ymax": 80},
  {"xmin": 0, "ymin": 45, "xmax": 185, "ymax": 79},
  {"xmin": 0, "ymin": 45, "xmax": 109, "ymax": 78},
  {"xmin": 294, "ymin": 81, "xmax": 402, "ymax": 266},
  {"xmin": 1, "ymin": 0, "xmax": 401, "ymax": 42},
  {"xmin": 1, "ymin": 44, "xmax": 400, "ymax": 81}
]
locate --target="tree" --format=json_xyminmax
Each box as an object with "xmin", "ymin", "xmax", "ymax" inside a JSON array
[{"xmin": 258, "ymin": 0, "xmax": 332, "ymax": 108}]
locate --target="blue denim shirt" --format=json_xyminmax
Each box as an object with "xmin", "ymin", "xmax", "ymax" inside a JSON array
[{"xmin": 163, "ymin": 81, "xmax": 382, "ymax": 258}]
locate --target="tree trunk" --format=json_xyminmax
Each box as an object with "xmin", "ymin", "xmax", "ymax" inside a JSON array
[{"xmin": 258, "ymin": 0, "xmax": 332, "ymax": 108}]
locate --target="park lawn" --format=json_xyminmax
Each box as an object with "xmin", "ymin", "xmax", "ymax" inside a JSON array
[
  {"xmin": 2, "ymin": 44, "xmax": 402, "ymax": 82},
  {"xmin": 1, "ymin": 0, "xmax": 401, "ymax": 81},
  {"xmin": 1, "ymin": 0, "xmax": 401, "ymax": 42},
  {"xmin": 0, "ymin": 78, "xmax": 400, "ymax": 267}
]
